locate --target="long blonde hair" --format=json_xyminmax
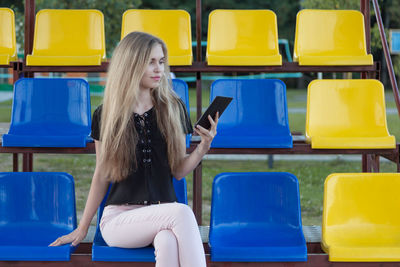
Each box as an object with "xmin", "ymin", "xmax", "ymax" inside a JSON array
[{"xmin": 99, "ymin": 31, "xmax": 185, "ymax": 182}]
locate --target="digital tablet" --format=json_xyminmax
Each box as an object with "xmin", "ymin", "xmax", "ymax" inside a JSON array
[{"xmin": 195, "ymin": 96, "xmax": 233, "ymax": 129}]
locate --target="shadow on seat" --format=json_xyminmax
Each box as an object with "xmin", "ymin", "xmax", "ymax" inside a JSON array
[
  {"xmin": 206, "ymin": 10, "xmax": 281, "ymax": 66},
  {"xmin": 26, "ymin": 9, "xmax": 106, "ymax": 66},
  {"xmin": 2, "ymin": 78, "xmax": 92, "ymax": 147},
  {"xmin": 322, "ymin": 173, "xmax": 400, "ymax": 261},
  {"xmin": 92, "ymin": 178, "xmax": 188, "ymax": 262},
  {"xmin": 210, "ymin": 79, "xmax": 292, "ymax": 148},
  {"xmin": 172, "ymin": 79, "xmax": 191, "ymax": 148},
  {"xmin": 122, "ymin": 9, "xmax": 192, "ymax": 66},
  {"xmin": 209, "ymin": 172, "xmax": 307, "ymax": 262},
  {"xmin": 294, "ymin": 9, "xmax": 373, "ymax": 66},
  {"xmin": 0, "ymin": 172, "xmax": 77, "ymax": 261},
  {"xmin": 0, "ymin": 8, "xmax": 17, "ymax": 65},
  {"xmin": 306, "ymin": 79, "xmax": 395, "ymax": 149}
]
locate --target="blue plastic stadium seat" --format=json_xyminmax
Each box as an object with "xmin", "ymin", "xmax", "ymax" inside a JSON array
[
  {"xmin": 172, "ymin": 79, "xmax": 191, "ymax": 148},
  {"xmin": 209, "ymin": 172, "xmax": 307, "ymax": 262},
  {"xmin": 92, "ymin": 178, "xmax": 188, "ymax": 261},
  {"xmin": 210, "ymin": 79, "xmax": 292, "ymax": 148},
  {"xmin": 2, "ymin": 78, "xmax": 92, "ymax": 147},
  {"xmin": 0, "ymin": 172, "xmax": 77, "ymax": 261}
]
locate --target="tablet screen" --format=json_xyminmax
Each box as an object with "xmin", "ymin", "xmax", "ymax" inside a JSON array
[{"xmin": 195, "ymin": 96, "xmax": 233, "ymax": 129}]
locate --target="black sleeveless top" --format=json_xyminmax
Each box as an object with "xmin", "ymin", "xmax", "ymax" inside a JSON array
[{"xmin": 90, "ymin": 99, "xmax": 192, "ymax": 206}]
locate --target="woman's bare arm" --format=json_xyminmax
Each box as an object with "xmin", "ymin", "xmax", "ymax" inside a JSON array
[
  {"xmin": 173, "ymin": 113, "xmax": 218, "ymax": 179},
  {"xmin": 49, "ymin": 141, "xmax": 110, "ymax": 246}
]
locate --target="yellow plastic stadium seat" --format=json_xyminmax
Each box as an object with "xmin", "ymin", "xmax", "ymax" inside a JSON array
[
  {"xmin": 294, "ymin": 10, "xmax": 373, "ymax": 66},
  {"xmin": 306, "ymin": 79, "xmax": 395, "ymax": 149},
  {"xmin": 122, "ymin": 10, "xmax": 192, "ymax": 66},
  {"xmin": 26, "ymin": 9, "xmax": 106, "ymax": 66},
  {"xmin": 323, "ymin": 173, "xmax": 400, "ymax": 261},
  {"xmin": 0, "ymin": 8, "xmax": 17, "ymax": 65},
  {"xmin": 206, "ymin": 10, "xmax": 282, "ymax": 66}
]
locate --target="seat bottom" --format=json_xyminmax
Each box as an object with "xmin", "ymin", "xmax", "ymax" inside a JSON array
[
  {"xmin": 26, "ymin": 55, "xmax": 103, "ymax": 66},
  {"xmin": 0, "ymin": 245, "xmax": 74, "ymax": 261},
  {"xmin": 298, "ymin": 54, "xmax": 373, "ymax": 66},
  {"xmin": 210, "ymin": 244, "xmax": 307, "ymax": 262},
  {"xmin": 92, "ymin": 231, "xmax": 155, "ymax": 262},
  {"xmin": 207, "ymin": 54, "xmax": 282, "ymax": 66},
  {"xmin": 0, "ymin": 54, "xmax": 11, "ymax": 65},
  {"xmin": 92, "ymin": 245, "xmax": 155, "ymax": 262},
  {"xmin": 327, "ymin": 245, "xmax": 400, "ymax": 262},
  {"xmin": 212, "ymin": 134, "xmax": 293, "ymax": 148},
  {"xmin": 168, "ymin": 54, "xmax": 192, "ymax": 66},
  {"xmin": 2, "ymin": 134, "xmax": 91, "ymax": 147},
  {"xmin": 309, "ymin": 136, "xmax": 396, "ymax": 149}
]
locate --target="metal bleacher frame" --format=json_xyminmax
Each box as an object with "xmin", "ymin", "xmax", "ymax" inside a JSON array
[{"xmin": 1, "ymin": 0, "xmax": 400, "ymax": 266}]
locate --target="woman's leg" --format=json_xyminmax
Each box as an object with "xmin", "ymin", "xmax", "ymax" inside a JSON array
[
  {"xmin": 101, "ymin": 203, "xmax": 206, "ymax": 267},
  {"xmin": 153, "ymin": 230, "xmax": 179, "ymax": 267}
]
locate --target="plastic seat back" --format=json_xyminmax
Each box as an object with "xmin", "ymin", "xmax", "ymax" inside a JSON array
[
  {"xmin": 306, "ymin": 79, "xmax": 395, "ymax": 149},
  {"xmin": 210, "ymin": 79, "xmax": 292, "ymax": 148},
  {"xmin": 2, "ymin": 78, "xmax": 92, "ymax": 147},
  {"xmin": 322, "ymin": 173, "xmax": 400, "ymax": 261},
  {"xmin": 0, "ymin": 8, "xmax": 17, "ymax": 65},
  {"xmin": 294, "ymin": 10, "xmax": 373, "ymax": 65},
  {"xmin": 172, "ymin": 79, "xmax": 191, "ymax": 147},
  {"xmin": 122, "ymin": 10, "xmax": 192, "ymax": 66},
  {"xmin": 209, "ymin": 172, "xmax": 306, "ymax": 261},
  {"xmin": 207, "ymin": 10, "xmax": 281, "ymax": 66},
  {"xmin": 0, "ymin": 172, "xmax": 77, "ymax": 261},
  {"xmin": 92, "ymin": 178, "xmax": 188, "ymax": 261},
  {"xmin": 26, "ymin": 9, "xmax": 105, "ymax": 66}
]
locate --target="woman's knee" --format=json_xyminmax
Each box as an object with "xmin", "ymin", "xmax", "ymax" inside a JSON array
[
  {"xmin": 169, "ymin": 203, "xmax": 196, "ymax": 222},
  {"xmin": 154, "ymin": 230, "xmax": 178, "ymax": 252}
]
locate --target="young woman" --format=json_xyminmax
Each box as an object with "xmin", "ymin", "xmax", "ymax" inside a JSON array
[{"xmin": 50, "ymin": 31, "xmax": 218, "ymax": 267}]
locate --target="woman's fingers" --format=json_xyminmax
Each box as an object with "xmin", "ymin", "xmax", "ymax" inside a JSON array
[
  {"xmin": 49, "ymin": 231, "xmax": 83, "ymax": 247},
  {"xmin": 208, "ymin": 112, "xmax": 219, "ymax": 133},
  {"xmin": 49, "ymin": 236, "xmax": 67, "ymax": 246},
  {"xmin": 209, "ymin": 112, "xmax": 219, "ymax": 127},
  {"xmin": 194, "ymin": 112, "xmax": 219, "ymax": 153},
  {"xmin": 195, "ymin": 124, "xmax": 214, "ymax": 139},
  {"xmin": 48, "ymin": 240, "xmax": 58, "ymax": 246},
  {"xmin": 208, "ymin": 115, "xmax": 216, "ymax": 128},
  {"xmin": 71, "ymin": 236, "xmax": 83, "ymax": 247}
]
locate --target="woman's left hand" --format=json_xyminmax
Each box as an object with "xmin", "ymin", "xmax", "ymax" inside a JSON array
[{"xmin": 194, "ymin": 112, "xmax": 219, "ymax": 154}]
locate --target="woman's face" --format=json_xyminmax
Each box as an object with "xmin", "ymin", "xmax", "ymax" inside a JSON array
[{"xmin": 140, "ymin": 43, "xmax": 165, "ymax": 91}]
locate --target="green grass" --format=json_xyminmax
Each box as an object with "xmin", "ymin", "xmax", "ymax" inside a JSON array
[
  {"xmin": 0, "ymin": 99, "xmax": 12, "ymax": 122},
  {"xmin": 1, "ymin": 87, "xmax": 400, "ymax": 226}
]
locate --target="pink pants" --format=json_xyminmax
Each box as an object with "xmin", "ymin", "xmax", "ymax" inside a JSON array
[{"xmin": 100, "ymin": 202, "xmax": 206, "ymax": 267}]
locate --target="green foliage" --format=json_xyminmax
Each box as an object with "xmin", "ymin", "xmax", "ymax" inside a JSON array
[
  {"xmin": 202, "ymin": 0, "xmax": 299, "ymax": 42},
  {"xmin": 0, "ymin": 0, "xmax": 23, "ymax": 11},
  {"xmin": 393, "ymin": 55, "xmax": 400, "ymax": 86},
  {"xmin": 301, "ymin": 0, "xmax": 359, "ymax": 9}
]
